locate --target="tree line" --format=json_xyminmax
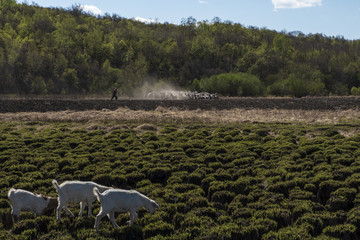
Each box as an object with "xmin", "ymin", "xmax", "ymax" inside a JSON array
[{"xmin": 1, "ymin": 0, "xmax": 360, "ymax": 97}]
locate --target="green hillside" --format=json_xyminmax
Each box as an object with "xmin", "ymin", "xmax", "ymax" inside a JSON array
[{"xmin": 1, "ymin": 0, "xmax": 360, "ymax": 97}]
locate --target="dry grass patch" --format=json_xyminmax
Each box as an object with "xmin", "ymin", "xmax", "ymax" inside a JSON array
[
  {"xmin": 86, "ymin": 124, "xmax": 108, "ymax": 131},
  {"xmin": 338, "ymin": 129, "xmax": 359, "ymax": 138},
  {"xmin": 108, "ymin": 124, "xmax": 129, "ymax": 131},
  {"xmin": 1, "ymin": 107, "xmax": 360, "ymax": 124},
  {"xmin": 135, "ymin": 124, "xmax": 158, "ymax": 132}
]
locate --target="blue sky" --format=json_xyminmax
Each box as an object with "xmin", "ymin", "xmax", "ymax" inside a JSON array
[{"xmin": 17, "ymin": 0, "xmax": 360, "ymax": 40}]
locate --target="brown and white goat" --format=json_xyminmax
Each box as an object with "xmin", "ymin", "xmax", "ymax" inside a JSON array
[{"xmin": 8, "ymin": 188, "xmax": 58, "ymax": 223}]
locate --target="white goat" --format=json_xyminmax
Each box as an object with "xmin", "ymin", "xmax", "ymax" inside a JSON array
[
  {"xmin": 93, "ymin": 187, "xmax": 159, "ymax": 231},
  {"xmin": 7, "ymin": 188, "xmax": 58, "ymax": 223},
  {"xmin": 52, "ymin": 180, "xmax": 112, "ymax": 221}
]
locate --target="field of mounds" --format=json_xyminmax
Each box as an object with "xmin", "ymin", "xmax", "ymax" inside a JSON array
[
  {"xmin": 2, "ymin": 120, "xmax": 360, "ymax": 239},
  {"xmin": 2, "ymin": 97, "xmax": 360, "ymax": 239}
]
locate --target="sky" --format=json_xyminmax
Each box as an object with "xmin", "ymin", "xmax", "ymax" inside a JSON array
[{"xmin": 17, "ymin": 0, "xmax": 360, "ymax": 40}]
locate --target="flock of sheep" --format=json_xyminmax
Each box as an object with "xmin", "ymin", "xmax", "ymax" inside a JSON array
[
  {"xmin": 7, "ymin": 180, "xmax": 159, "ymax": 232},
  {"xmin": 145, "ymin": 90, "xmax": 219, "ymax": 100}
]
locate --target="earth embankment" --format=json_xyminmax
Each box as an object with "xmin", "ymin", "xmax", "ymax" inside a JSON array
[{"xmin": 1, "ymin": 97, "xmax": 360, "ymax": 113}]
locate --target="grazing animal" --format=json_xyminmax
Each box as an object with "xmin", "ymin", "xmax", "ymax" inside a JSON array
[
  {"xmin": 93, "ymin": 187, "xmax": 159, "ymax": 231},
  {"xmin": 7, "ymin": 188, "xmax": 58, "ymax": 223},
  {"xmin": 52, "ymin": 180, "xmax": 112, "ymax": 221}
]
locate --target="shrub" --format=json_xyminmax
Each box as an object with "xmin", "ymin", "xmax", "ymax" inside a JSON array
[
  {"xmin": 201, "ymin": 176, "xmax": 216, "ymax": 194},
  {"xmin": 295, "ymin": 212, "xmax": 324, "ymax": 236},
  {"xmin": 148, "ymin": 167, "xmax": 171, "ymax": 183},
  {"xmin": 0, "ymin": 231, "xmax": 11, "ymax": 240},
  {"xmin": 9, "ymin": 163, "xmax": 37, "ymax": 173},
  {"xmin": 326, "ymin": 187, "xmax": 356, "ymax": 211},
  {"xmin": 190, "ymin": 207, "xmax": 217, "ymax": 219},
  {"xmin": 207, "ymin": 181, "xmax": 228, "ymax": 199},
  {"xmin": 74, "ymin": 228, "xmax": 101, "ymax": 240},
  {"xmin": 232, "ymin": 157, "xmax": 254, "ymax": 167},
  {"xmin": 0, "ymin": 209, "xmax": 12, "ymax": 230},
  {"xmin": 290, "ymin": 199, "xmax": 313, "ymax": 221},
  {"xmin": 262, "ymin": 226, "xmax": 311, "ymax": 240},
  {"xmin": 353, "ymin": 193, "xmax": 360, "ymax": 207},
  {"xmin": 304, "ymin": 183, "xmax": 316, "ymax": 194},
  {"xmin": 345, "ymin": 173, "xmax": 360, "ymax": 189},
  {"xmin": 126, "ymin": 172, "xmax": 146, "ymax": 186},
  {"xmin": 224, "ymin": 135, "xmax": 233, "ymax": 142},
  {"xmin": 111, "ymin": 175, "xmax": 127, "ymax": 187},
  {"xmin": 92, "ymin": 174, "xmax": 113, "ymax": 186},
  {"xmin": 171, "ymin": 183, "xmax": 198, "ymax": 194},
  {"xmin": 199, "ymin": 72, "xmax": 264, "ymax": 97},
  {"xmin": 251, "ymin": 218, "xmax": 278, "ymax": 237},
  {"xmin": 172, "ymin": 212, "xmax": 185, "ymax": 228},
  {"xmin": 267, "ymin": 180, "xmax": 298, "ymax": 196},
  {"xmin": 185, "ymin": 148, "xmax": 204, "ymax": 157},
  {"xmin": 37, "ymin": 230, "xmax": 73, "ymax": 240},
  {"xmin": 255, "ymin": 129, "xmax": 269, "ymax": 137},
  {"xmin": 333, "ymin": 167, "xmax": 353, "ymax": 181},
  {"xmin": 160, "ymin": 126, "xmax": 178, "ymax": 134},
  {"xmin": 264, "ymin": 207, "xmax": 291, "ymax": 228},
  {"xmin": 58, "ymin": 159, "xmax": 71, "ymax": 171},
  {"xmin": 204, "ymin": 153, "xmax": 218, "ymax": 164},
  {"xmin": 61, "ymin": 165, "xmax": 76, "ymax": 174},
  {"xmin": 35, "ymin": 216, "xmax": 53, "ymax": 233},
  {"xmin": 332, "ymin": 157, "xmax": 353, "ymax": 166},
  {"xmin": 323, "ymin": 129, "xmax": 340, "ymax": 137},
  {"xmin": 113, "ymin": 145, "xmax": 127, "ymax": 152},
  {"xmin": 141, "ymin": 131, "xmax": 159, "ymax": 142},
  {"xmin": 317, "ymin": 180, "xmax": 343, "ymax": 204},
  {"xmin": 13, "ymin": 182, "xmax": 33, "ymax": 191},
  {"xmin": 239, "ymin": 225, "xmax": 260, "ymax": 240},
  {"xmin": 21, "ymin": 228, "xmax": 38, "ymax": 239},
  {"xmin": 347, "ymin": 206, "xmax": 360, "ymax": 228},
  {"xmin": 214, "ymin": 169, "xmax": 232, "ymax": 181},
  {"xmin": 12, "ymin": 219, "xmax": 39, "ymax": 234},
  {"xmin": 0, "ymin": 198, "xmax": 9, "ymax": 208},
  {"xmin": 186, "ymin": 171, "xmax": 205, "ymax": 185},
  {"xmin": 186, "ymin": 196, "xmax": 208, "ymax": 209},
  {"xmin": 229, "ymin": 177, "xmax": 252, "ymax": 195},
  {"xmin": 289, "ymin": 187, "xmax": 315, "ymax": 201},
  {"xmin": 211, "ymin": 190, "xmax": 235, "ymax": 204},
  {"xmin": 201, "ymin": 223, "xmax": 241, "ymax": 240},
  {"xmin": 180, "ymin": 213, "xmax": 202, "ymax": 229},
  {"xmin": 231, "ymin": 207, "xmax": 253, "ymax": 219},
  {"xmin": 322, "ymin": 224, "xmax": 356, "ymax": 240},
  {"xmin": 167, "ymin": 175, "xmax": 183, "ymax": 185}
]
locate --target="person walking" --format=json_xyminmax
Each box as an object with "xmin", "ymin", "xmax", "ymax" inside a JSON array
[{"xmin": 111, "ymin": 88, "xmax": 118, "ymax": 100}]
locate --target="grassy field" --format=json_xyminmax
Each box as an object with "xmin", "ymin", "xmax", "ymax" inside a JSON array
[{"xmin": 1, "ymin": 109, "xmax": 360, "ymax": 239}]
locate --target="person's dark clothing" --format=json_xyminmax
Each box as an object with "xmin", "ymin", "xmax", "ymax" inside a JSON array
[{"xmin": 111, "ymin": 88, "xmax": 118, "ymax": 100}]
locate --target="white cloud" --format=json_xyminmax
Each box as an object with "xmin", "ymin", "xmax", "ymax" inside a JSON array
[
  {"xmin": 81, "ymin": 5, "xmax": 102, "ymax": 15},
  {"xmin": 134, "ymin": 17, "xmax": 157, "ymax": 24},
  {"xmin": 272, "ymin": 0, "xmax": 322, "ymax": 10},
  {"xmin": 199, "ymin": 0, "xmax": 208, "ymax": 4}
]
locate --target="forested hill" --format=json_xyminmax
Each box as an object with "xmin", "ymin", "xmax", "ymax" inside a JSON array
[{"xmin": 1, "ymin": 0, "xmax": 360, "ymax": 97}]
